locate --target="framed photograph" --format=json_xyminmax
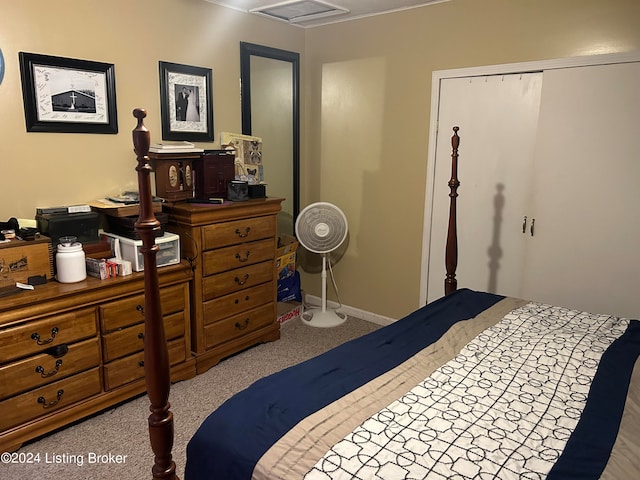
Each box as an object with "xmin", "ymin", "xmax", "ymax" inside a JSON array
[
  {"xmin": 18, "ymin": 52, "xmax": 118, "ymax": 133},
  {"xmin": 220, "ymin": 131, "xmax": 264, "ymax": 182},
  {"xmin": 159, "ymin": 61, "xmax": 213, "ymax": 142}
]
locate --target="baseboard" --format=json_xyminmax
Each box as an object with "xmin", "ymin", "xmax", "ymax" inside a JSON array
[{"xmin": 303, "ymin": 294, "xmax": 396, "ymax": 326}]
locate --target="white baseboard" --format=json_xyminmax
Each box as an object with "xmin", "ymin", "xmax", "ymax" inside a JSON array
[{"xmin": 303, "ymin": 294, "xmax": 396, "ymax": 326}]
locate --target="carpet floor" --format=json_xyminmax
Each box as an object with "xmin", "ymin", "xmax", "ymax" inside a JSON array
[{"xmin": 1, "ymin": 316, "xmax": 380, "ymax": 480}]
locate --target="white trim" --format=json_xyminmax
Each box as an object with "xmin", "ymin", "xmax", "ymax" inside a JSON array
[
  {"xmin": 304, "ymin": 294, "xmax": 396, "ymax": 326},
  {"xmin": 419, "ymin": 50, "xmax": 640, "ymax": 307}
]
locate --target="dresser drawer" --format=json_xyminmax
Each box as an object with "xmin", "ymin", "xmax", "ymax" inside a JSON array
[
  {"xmin": 203, "ymin": 283, "xmax": 274, "ymax": 324},
  {"xmin": 0, "ymin": 367, "xmax": 102, "ymax": 431},
  {"xmin": 101, "ymin": 311, "xmax": 186, "ymax": 362},
  {"xmin": 204, "ymin": 303, "xmax": 275, "ymax": 349},
  {"xmin": 0, "ymin": 338, "xmax": 100, "ymax": 400},
  {"xmin": 202, "ymin": 261, "xmax": 274, "ymax": 301},
  {"xmin": 202, "ymin": 238, "xmax": 276, "ymax": 276},
  {"xmin": 102, "ymin": 339, "xmax": 186, "ymax": 391},
  {"xmin": 99, "ymin": 284, "xmax": 185, "ymax": 332},
  {"xmin": 202, "ymin": 215, "xmax": 276, "ymax": 250},
  {"xmin": 0, "ymin": 307, "xmax": 97, "ymax": 364}
]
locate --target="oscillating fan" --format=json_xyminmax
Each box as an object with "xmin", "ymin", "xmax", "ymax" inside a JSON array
[{"xmin": 295, "ymin": 202, "xmax": 349, "ymax": 328}]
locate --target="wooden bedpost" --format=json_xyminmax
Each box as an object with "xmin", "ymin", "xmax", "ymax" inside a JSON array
[
  {"xmin": 445, "ymin": 126, "xmax": 460, "ymax": 296},
  {"xmin": 132, "ymin": 108, "xmax": 178, "ymax": 480}
]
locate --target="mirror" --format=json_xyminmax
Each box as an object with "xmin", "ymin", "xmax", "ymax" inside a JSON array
[{"xmin": 240, "ymin": 42, "xmax": 300, "ymax": 235}]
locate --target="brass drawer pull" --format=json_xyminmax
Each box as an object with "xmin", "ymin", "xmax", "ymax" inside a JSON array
[
  {"xmin": 235, "ymin": 319, "xmax": 250, "ymax": 330},
  {"xmin": 38, "ymin": 389, "xmax": 64, "ymax": 408},
  {"xmin": 136, "ymin": 304, "xmax": 144, "ymax": 315},
  {"xmin": 234, "ymin": 274, "xmax": 249, "ymax": 285},
  {"xmin": 235, "ymin": 227, "xmax": 251, "ymax": 238},
  {"xmin": 138, "ymin": 332, "xmax": 145, "ymax": 340},
  {"xmin": 31, "ymin": 327, "xmax": 59, "ymax": 345},
  {"xmin": 235, "ymin": 251, "xmax": 251, "ymax": 262},
  {"xmin": 138, "ymin": 360, "xmax": 145, "ymax": 367},
  {"xmin": 35, "ymin": 359, "xmax": 63, "ymax": 378}
]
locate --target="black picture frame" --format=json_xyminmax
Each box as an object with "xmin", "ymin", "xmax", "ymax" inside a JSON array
[
  {"xmin": 159, "ymin": 61, "xmax": 213, "ymax": 142},
  {"xmin": 18, "ymin": 52, "xmax": 118, "ymax": 133}
]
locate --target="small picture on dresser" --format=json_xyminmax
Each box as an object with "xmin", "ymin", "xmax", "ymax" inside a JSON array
[{"xmin": 220, "ymin": 132, "xmax": 263, "ymax": 182}]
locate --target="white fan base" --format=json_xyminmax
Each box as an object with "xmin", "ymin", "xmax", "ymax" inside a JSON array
[{"xmin": 301, "ymin": 308, "xmax": 347, "ymax": 328}]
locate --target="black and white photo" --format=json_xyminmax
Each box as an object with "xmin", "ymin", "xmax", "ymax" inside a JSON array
[
  {"xmin": 18, "ymin": 52, "xmax": 117, "ymax": 133},
  {"xmin": 159, "ymin": 61, "xmax": 213, "ymax": 141}
]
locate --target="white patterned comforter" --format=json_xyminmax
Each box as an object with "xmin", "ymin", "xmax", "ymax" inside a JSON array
[{"xmin": 304, "ymin": 303, "xmax": 629, "ymax": 480}]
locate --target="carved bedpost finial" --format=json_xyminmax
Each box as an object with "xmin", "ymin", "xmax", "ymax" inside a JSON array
[
  {"xmin": 132, "ymin": 108, "xmax": 150, "ymax": 157},
  {"xmin": 445, "ymin": 126, "xmax": 460, "ymax": 296},
  {"xmin": 451, "ymin": 126, "xmax": 459, "ymax": 149}
]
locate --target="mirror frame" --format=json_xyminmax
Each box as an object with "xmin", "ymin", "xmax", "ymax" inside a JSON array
[{"xmin": 240, "ymin": 42, "xmax": 300, "ymax": 220}]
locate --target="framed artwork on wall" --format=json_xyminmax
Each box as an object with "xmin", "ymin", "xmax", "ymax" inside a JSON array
[
  {"xmin": 18, "ymin": 52, "xmax": 118, "ymax": 133},
  {"xmin": 159, "ymin": 61, "xmax": 213, "ymax": 142}
]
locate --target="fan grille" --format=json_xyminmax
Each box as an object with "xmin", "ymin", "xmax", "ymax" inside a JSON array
[{"xmin": 295, "ymin": 202, "xmax": 348, "ymax": 254}]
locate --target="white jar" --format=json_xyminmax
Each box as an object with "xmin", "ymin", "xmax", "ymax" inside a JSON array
[{"xmin": 56, "ymin": 239, "xmax": 87, "ymax": 283}]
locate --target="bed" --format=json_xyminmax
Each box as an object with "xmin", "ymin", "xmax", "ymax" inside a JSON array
[{"xmin": 131, "ymin": 113, "xmax": 640, "ymax": 479}]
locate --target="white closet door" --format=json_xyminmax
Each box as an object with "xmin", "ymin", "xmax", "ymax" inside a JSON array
[
  {"xmin": 521, "ymin": 62, "xmax": 640, "ymax": 318},
  {"xmin": 426, "ymin": 73, "xmax": 543, "ymax": 303}
]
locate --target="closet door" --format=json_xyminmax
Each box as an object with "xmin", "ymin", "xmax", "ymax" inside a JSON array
[
  {"xmin": 521, "ymin": 62, "xmax": 640, "ymax": 318},
  {"xmin": 426, "ymin": 73, "xmax": 542, "ymax": 303}
]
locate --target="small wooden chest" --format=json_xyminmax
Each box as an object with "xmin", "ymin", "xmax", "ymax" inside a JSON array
[
  {"xmin": 194, "ymin": 151, "xmax": 235, "ymax": 199},
  {"xmin": 0, "ymin": 236, "xmax": 54, "ymax": 286}
]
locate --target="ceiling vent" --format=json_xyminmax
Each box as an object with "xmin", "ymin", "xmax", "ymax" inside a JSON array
[{"xmin": 250, "ymin": 0, "xmax": 349, "ymax": 24}]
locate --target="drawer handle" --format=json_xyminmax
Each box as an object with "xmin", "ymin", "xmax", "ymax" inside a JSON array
[
  {"xmin": 31, "ymin": 327, "xmax": 59, "ymax": 345},
  {"xmin": 138, "ymin": 332, "xmax": 145, "ymax": 340},
  {"xmin": 44, "ymin": 344, "xmax": 69, "ymax": 358},
  {"xmin": 35, "ymin": 359, "xmax": 63, "ymax": 378},
  {"xmin": 233, "ymin": 295, "xmax": 251, "ymax": 305},
  {"xmin": 235, "ymin": 227, "xmax": 251, "ymax": 238},
  {"xmin": 234, "ymin": 295, "xmax": 251, "ymax": 305},
  {"xmin": 136, "ymin": 304, "xmax": 144, "ymax": 315},
  {"xmin": 235, "ymin": 251, "xmax": 251, "ymax": 262},
  {"xmin": 234, "ymin": 274, "xmax": 249, "ymax": 285},
  {"xmin": 235, "ymin": 319, "xmax": 250, "ymax": 330},
  {"xmin": 38, "ymin": 389, "xmax": 64, "ymax": 408},
  {"xmin": 139, "ymin": 360, "xmax": 145, "ymax": 367}
]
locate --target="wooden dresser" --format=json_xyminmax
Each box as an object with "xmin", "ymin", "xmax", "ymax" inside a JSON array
[
  {"xmin": 0, "ymin": 262, "xmax": 194, "ymax": 453},
  {"xmin": 164, "ymin": 198, "xmax": 283, "ymax": 374}
]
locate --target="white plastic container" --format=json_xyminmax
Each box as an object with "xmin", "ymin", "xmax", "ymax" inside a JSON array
[
  {"xmin": 56, "ymin": 236, "xmax": 87, "ymax": 283},
  {"xmin": 103, "ymin": 232, "xmax": 180, "ymax": 272}
]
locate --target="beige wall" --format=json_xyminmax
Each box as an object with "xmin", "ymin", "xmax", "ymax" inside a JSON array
[
  {"xmin": 0, "ymin": 0, "xmax": 303, "ymax": 217},
  {"xmin": 2, "ymin": 0, "xmax": 639, "ymax": 320},
  {"xmin": 300, "ymin": 0, "xmax": 640, "ymax": 318}
]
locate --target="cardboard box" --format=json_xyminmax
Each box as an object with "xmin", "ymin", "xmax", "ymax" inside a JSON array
[
  {"xmin": 0, "ymin": 236, "xmax": 53, "ymax": 287},
  {"xmin": 277, "ymin": 301, "xmax": 302, "ymax": 326},
  {"xmin": 276, "ymin": 234, "xmax": 298, "ymax": 280}
]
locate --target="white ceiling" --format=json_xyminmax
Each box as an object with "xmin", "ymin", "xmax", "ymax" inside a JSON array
[{"xmin": 204, "ymin": 0, "xmax": 450, "ymax": 27}]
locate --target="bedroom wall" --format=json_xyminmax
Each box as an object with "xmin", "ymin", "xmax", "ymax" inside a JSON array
[
  {"xmin": 299, "ymin": 0, "xmax": 640, "ymax": 319},
  {"xmin": 2, "ymin": 0, "xmax": 639, "ymax": 322},
  {"xmin": 0, "ymin": 0, "xmax": 303, "ymax": 218}
]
